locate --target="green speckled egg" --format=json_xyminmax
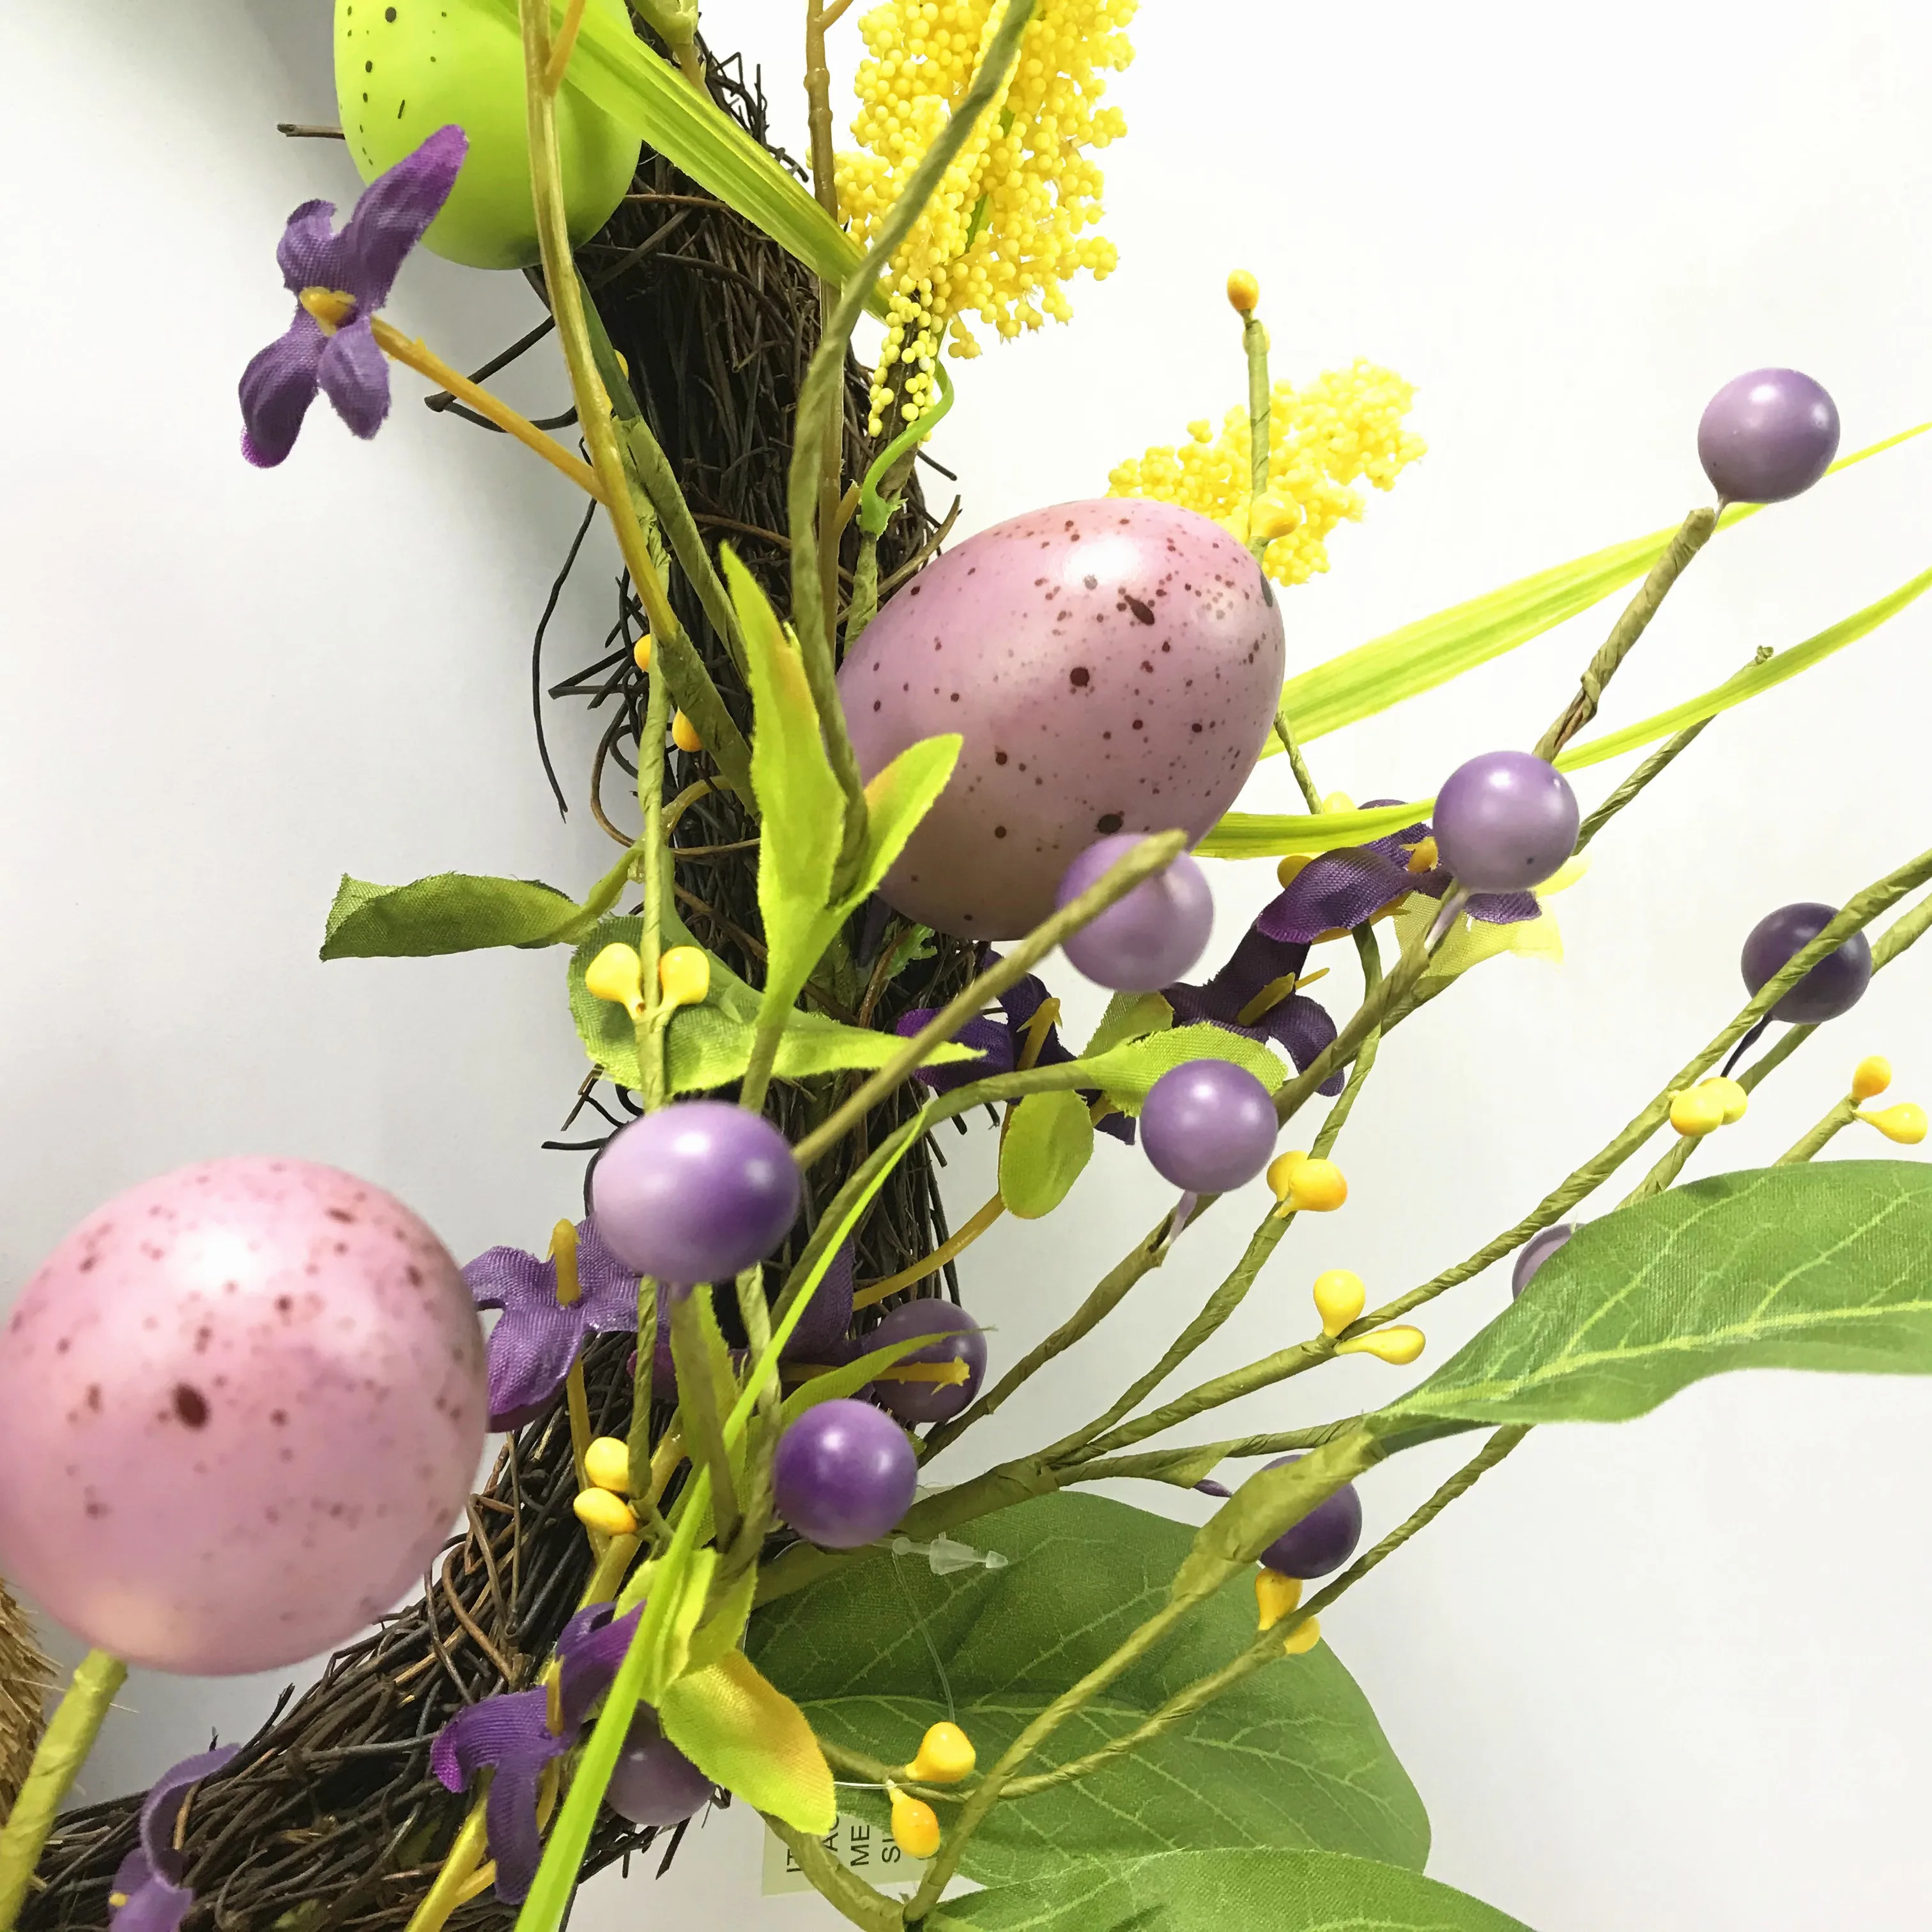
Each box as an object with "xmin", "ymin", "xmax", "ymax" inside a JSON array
[{"xmin": 334, "ymin": 0, "xmax": 641, "ymax": 271}]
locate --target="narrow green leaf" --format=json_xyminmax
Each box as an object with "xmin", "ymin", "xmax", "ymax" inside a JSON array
[
  {"xmin": 1078, "ymin": 1023, "xmax": 1287, "ymax": 1116},
  {"xmin": 658, "ymin": 1651, "xmax": 838, "ymax": 1833},
  {"xmin": 777, "ymin": 1327, "xmax": 971, "ymax": 1425},
  {"xmin": 999, "ymin": 1089, "xmax": 1096, "ymax": 1218},
  {"xmin": 1080, "ymin": 989, "xmax": 1174, "ymax": 1057},
  {"xmin": 684, "ymin": 1563, "xmax": 758, "ymax": 1678},
  {"xmin": 746, "ymin": 1492, "xmax": 1428, "ymax": 1883},
  {"xmin": 933, "ymin": 1848, "xmax": 1531, "ymax": 1932},
  {"xmin": 1381, "ymin": 1162, "xmax": 1932, "ymax": 1434},
  {"xmin": 855, "ymin": 732, "xmax": 963, "ymax": 901}
]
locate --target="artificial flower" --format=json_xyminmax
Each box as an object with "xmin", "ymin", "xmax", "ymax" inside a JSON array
[
  {"xmin": 240, "ymin": 125, "xmax": 467, "ymax": 467},
  {"xmin": 1392, "ymin": 852, "xmax": 1587, "ymax": 982},
  {"xmin": 464, "ymin": 1218, "xmax": 639, "ymax": 1429},
  {"xmin": 107, "ymin": 1745, "xmax": 239, "ymax": 1932},
  {"xmin": 1162, "ymin": 924, "xmax": 1343, "ymax": 1097}
]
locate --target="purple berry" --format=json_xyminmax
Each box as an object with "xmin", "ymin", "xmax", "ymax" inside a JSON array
[
  {"xmin": 1432, "ymin": 751, "xmax": 1579, "ymax": 893},
  {"xmin": 1512, "ymin": 1223, "xmax": 1574, "ymax": 1299},
  {"xmin": 1740, "ymin": 901, "xmax": 1872, "ymax": 1023},
  {"xmin": 772, "ymin": 1398, "xmax": 917, "ymax": 1549},
  {"xmin": 869, "ymin": 1300, "xmax": 987, "ymax": 1424},
  {"xmin": 590, "ymin": 1100, "xmax": 801, "ymax": 1282},
  {"xmin": 1698, "ymin": 369, "xmax": 1839, "ymax": 505},
  {"xmin": 1140, "ymin": 1059, "xmax": 1278, "ymax": 1192},
  {"xmin": 1259, "ymin": 1454, "xmax": 1363, "ymax": 1579},
  {"xmin": 1055, "ymin": 836, "xmax": 1215, "ymax": 990},
  {"xmin": 606, "ymin": 1708, "xmax": 714, "ymax": 1827}
]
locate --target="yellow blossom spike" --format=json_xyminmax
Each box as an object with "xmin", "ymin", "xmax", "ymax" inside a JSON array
[
  {"xmin": 1335, "ymin": 1326, "xmax": 1425, "ymax": 1366},
  {"xmin": 1255, "ymin": 1568, "xmax": 1302, "ymax": 1630},
  {"xmin": 1669, "ymin": 1086, "xmax": 1727, "ymax": 1138},
  {"xmin": 1319, "ymin": 791, "xmax": 1356, "ymax": 816},
  {"xmin": 671, "ymin": 710, "xmax": 703, "ymax": 755},
  {"xmin": 1859, "ymin": 1102, "xmax": 1928, "ymax": 1146},
  {"xmin": 632, "ymin": 632, "xmax": 653, "ymax": 673},
  {"xmin": 585, "ymin": 942, "xmax": 647, "ymax": 1019},
  {"xmin": 658, "ymin": 945, "xmax": 710, "ymax": 1013},
  {"xmin": 1226, "ymin": 269, "xmax": 1260, "ymax": 314},
  {"xmin": 1281, "ymin": 1615, "xmax": 1322, "ymax": 1655},
  {"xmin": 583, "ymin": 1436, "xmax": 631, "ymax": 1494},
  {"xmin": 1276, "ymin": 853, "xmax": 1314, "ymax": 890},
  {"xmin": 905, "ymin": 1721, "xmax": 976, "ymax": 1784},
  {"xmin": 1312, "ymin": 1268, "xmax": 1367, "ymax": 1338},
  {"xmin": 888, "ymin": 1786, "xmax": 941, "ymax": 1860},
  {"xmin": 1268, "ymin": 1153, "xmax": 1347, "ymax": 1216},
  {"xmin": 1186, "ymin": 418, "xmax": 1213, "ymax": 443},
  {"xmin": 1853, "ymin": 1055, "xmax": 1893, "ymax": 1101},
  {"xmin": 573, "ymin": 1488, "xmax": 638, "ymax": 1537},
  {"xmin": 1703, "ymin": 1076, "xmax": 1749, "ymax": 1125}
]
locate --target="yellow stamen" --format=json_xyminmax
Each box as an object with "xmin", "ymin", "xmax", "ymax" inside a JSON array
[
  {"xmin": 1852, "ymin": 1055, "xmax": 1893, "ymax": 1101},
  {"xmin": 298, "ymin": 286, "xmax": 357, "ymax": 334},
  {"xmin": 1249, "ymin": 493, "xmax": 1301, "ymax": 543},
  {"xmin": 1335, "ymin": 1325, "xmax": 1425, "ymax": 1366},
  {"xmin": 905, "ymin": 1721, "xmax": 976, "ymax": 1784},
  {"xmin": 878, "ymin": 1361, "xmax": 970, "ymax": 1384},
  {"xmin": 1312, "ymin": 1268, "xmax": 1366, "ymax": 1338},
  {"xmin": 1016, "ymin": 997, "xmax": 1062, "ymax": 1072},
  {"xmin": 1406, "ymin": 836, "xmax": 1439, "ymax": 873},
  {"xmin": 854, "ymin": 1190, "xmax": 1007, "ymax": 1310},
  {"xmin": 1238, "ymin": 969, "xmax": 1328, "ymax": 1025},
  {"xmin": 551, "ymin": 1220, "xmax": 582, "ymax": 1308}
]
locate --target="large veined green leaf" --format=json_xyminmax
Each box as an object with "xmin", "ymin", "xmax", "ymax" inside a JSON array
[
  {"xmin": 1264, "ymin": 420, "xmax": 1927, "ymax": 755},
  {"xmin": 746, "ymin": 1492, "xmax": 1429, "ymax": 1886},
  {"xmin": 933, "ymin": 1849, "xmax": 1532, "ymax": 1932},
  {"xmin": 1206, "ymin": 556, "xmax": 1932, "ymax": 860},
  {"xmin": 473, "ymin": 0, "xmax": 880, "ymax": 310},
  {"xmin": 1380, "ymin": 1162, "xmax": 1932, "ymax": 1434}
]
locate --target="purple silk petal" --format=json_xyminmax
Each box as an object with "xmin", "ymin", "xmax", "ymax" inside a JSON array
[
  {"xmin": 1467, "ymin": 890, "xmax": 1542, "ymax": 926},
  {"xmin": 898, "ymin": 1011, "xmax": 1011, "ymax": 1095},
  {"xmin": 572, "ymin": 1218, "xmax": 642, "ymax": 1333},
  {"xmin": 1167, "ymin": 927, "xmax": 1310, "ymax": 1027},
  {"xmin": 109, "ymin": 1745, "xmax": 238, "ymax": 1931},
  {"xmin": 275, "ymin": 198, "xmax": 348, "ymax": 293},
  {"xmin": 484, "ymin": 1761, "xmax": 548, "ymax": 1903},
  {"xmin": 556, "ymin": 1604, "xmax": 643, "ymax": 1733},
  {"xmin": 464, "ymin": 1245, "xmax": 556, "ymax": 1314},
  {"xmin": 999, "ymin": 974, "xmax": 1051, "ymax": 1029},
  {"xmin": 1268, "ymin": 995, "xmax": 1345, "ymax": 1097},
  {"xmin": 239, "ymin": 313, "xmax": 325, "ymax": 468},
  {"xmin": 1257, "ymin": 848, "xmax": 1414, "ymax": 944},
  {"xmin": 109, "ymin": 1872, "xmax": 196, "ymax": 1932},
  {"xmin": 484, "ymin": 1300, "xmax": 586, "ymax": 1426},
  {"xmin": 339, "ymin": 125, "xmax": 468, "ymax": 308},
  {"xmin": 783, "ymin": 1238, "xmax": 855, "ymax": 1359},
  {"xmin": 138, "ymin": 1747, "xmax": 239, "ymax": 1876},
  {"xmin": 318, "ymin": 318, "xmax": 391, "ymax": 441},
  {"xmin": 431, "ymin": 1689, "xmax": 558, "ymax": 1792}
]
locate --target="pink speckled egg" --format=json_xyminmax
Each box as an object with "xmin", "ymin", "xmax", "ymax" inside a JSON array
[
  {"xmin": 0, "ymin": 1158, "xmax": 486, "ymax": 1674},
  {"xmin": 838, "ymin": 498, "xmax": 1285, "ymax": 938}
]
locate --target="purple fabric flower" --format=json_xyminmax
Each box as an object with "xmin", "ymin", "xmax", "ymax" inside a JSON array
[
  {"xmin": 1163, "ymin": 925, "xmax": 1344, "ymax": 1098},
  {"xmin": 465, "ymin": 1219, "xmax": 640, "ymax": 1429},
  {"xmin": 240, "ymin": 125, "xmax": 467, "ymax": 467},
  {"xmin": 107, "ymin": 1746, "xmax": 240, "ymax": 1932},
  {"xmin": 432, "ymin": 1603, "xmax": 651, "ymax": 1903}
]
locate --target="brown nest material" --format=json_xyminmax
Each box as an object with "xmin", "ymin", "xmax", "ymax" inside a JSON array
[
  {"xmin": 1, "ymin": 1573, "xmax": 52, "ymax": 1821},
  {"xmin": 24, "ymin": 34, "xmax": 972, "ymax": 1932}
]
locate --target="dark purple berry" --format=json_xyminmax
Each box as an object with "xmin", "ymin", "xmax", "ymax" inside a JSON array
[
  {"xmin": 1259, "ymin": 1454, "xmax": 1363, "ymax": 1579},
  {"xmin": 772, "ymin": 1398, "xmax": 917, "ymax": 1549},
  {"xmin": 1740, "ymin": 902, "xmax": 1871, "ymax": 1023},
  {"xmin": 590, "ymin": 1100, "xmax": 801, "ymax": 1282},
  {"xmin": 1512, "ymin": 1223, "xmax": 1574, "ymax": 1299},
  {"xmin": 869, "ymin": 1300, "xmax": 986, "ymax": 1425},
  {"xmin": 1057, "ymin": 836, "xmax": 1215, "ymax": 990},
  {"xmin": 1698, "ymin": 369, "xmax": 1839, "ymax": 505},
  {"xmin": 1140, "ymin": 1060, "xmax": 1278, "ymax": 1192},
  {"xmin": 606, "ymin": 1708, "xmax": 714, "ymax": 1827},
  {"xmin": 1432, "ymin": 751, "xmax": 1579, "ymax": 894}
]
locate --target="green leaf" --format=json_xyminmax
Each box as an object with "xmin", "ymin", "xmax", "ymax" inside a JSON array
[
  {"xmin": 746, "ymin": 1492, "xmax": 1428, "ymax": 1885},
  {"xmin": 1081, "ymin": 990, "xmax": 1174, "ymax": 1058},
  {"xmin": 1379, "ymin": 1162, "xmax": 1932, "ymax": 1434},
  {"xmin": 777, "ymin": 1327, "xmax": 972, "ymax": 1424},
  {"xmin": 684, "ymin": 1563, "xmax": 758, "ymax": 1677},
  {"xmin": 933, "ymin": 1849, "xmax": 1531, "ymax": 1932},
  {"xmin": 658, "ymin": 1651, "xmax": 838, "ymax": 1834},
  {"xmin": 1078, "ymin": 1024, "xmax": 1287, "ymax": 1116},
  {"xmin": 999, "ymin": 1089, "xmax": 1096, "ymax": 1218},
  {"xmin": 473, "ymin": 0, "xmax": 880, "ymax": 313},
  {"xmin": 567, "ymin": 914, "xmax": 980, "ymax": 1094},
  {"xmin": 855, "ymin": 732, "xmax": 964, "ymax": 901}
]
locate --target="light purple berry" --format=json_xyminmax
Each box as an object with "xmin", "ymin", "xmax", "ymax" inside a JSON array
[
  {"xmin": 590, "ymin": 1101, "xmax": 801, "ymax": 1283},
  {"xmin": 1740, "ymin": 901, "xmax": 1872, "ymax": 1023},
  {"xmin": 1056, "ymin": 836, "xmax": 1215, "ymax": 990},
  {"xmin": 869, "ymin": 1299, "xmax": 987, "ymax": 1424},
  {"xmin": 1698, "ymin": 369, "xmax": 1839, "ymax": 505},
  {"xmin": 606, "ymin": 1708, "xmax": 715, "ymax": 1827},
  {"xmin": 1432, "ymin": 751, "xmax": 1579, "ymax": 894},
  {"xmin": 1511, "ymin": 1223, "xmax": 1574, "ymax": 1299},
  {"xmin": 1140, "ymin": 1059, "xmax": 1278, "ymax": 1192},
  {"xmin": 1259, "ymin": 1454, "xmax": 1363, "ymax": 1579},
  {"xmin": 772, "ymin": 1398, "xmax": 917, "ymax": 1549}
]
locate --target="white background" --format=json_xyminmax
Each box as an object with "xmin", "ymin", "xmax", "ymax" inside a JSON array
[{"xmin": 2, "ymin": 2, "xmax": 1929, "ymax": 1928}]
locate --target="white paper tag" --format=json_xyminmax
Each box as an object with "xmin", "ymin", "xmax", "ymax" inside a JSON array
[{"xmin": 761, "ymin": 1815, "xmax": 930, "ymax": 1897}]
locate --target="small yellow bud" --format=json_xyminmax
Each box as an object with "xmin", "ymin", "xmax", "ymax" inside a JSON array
[
  {"xmin": 1318, "ymin": 791, "xmax": 1356, "ymax": 816},
  {"xmin": 1281, "ymin": 1614, "xmax": 1322, "ymax": 1655},
  {"xmin": 1249, "ymin": 494, "xmax": 1301, "ymax": 543},
  {"xmin": 583, "ymin": 1436, "xmax": 631, "ymax": 1494},
  {"xmin": 671, "ymin": 710, "xmax": 703, "ymax": 754},
  {"xmin": 1669, "ymin": 1086, "xmax": 1726, "ymax": 1138},
  {"xmin": 1255, "ymin": 1568, "xmax": 1302, "ymax": 1630},
  {"xmin": 1853, "ymin": 1055, "xmax": 1893, "ymax": 1101},
  {"xmin": 1406, "ymin": 836, "xmax": 1439, "ymax": 874},
  {"xmin": 658, "ymin": 945, "xmax": 710, "ymax": 1012},
  {"xmin": 615, "ymin": 349, "xmax": 629, "ymax": 377},
  {"xmin": 632, "ymin": 632, "xmax": 653, "ymax": 673},
  {"xmin": 1312, "ymin": 1268, "xmax": 1366, "ymax": 1338},
  {"xmin": 1226, "ymin": 268, "xmax": 1260, "ymax": 314},
  {"xmin": 1703, "ymin": 1076, "xmax": 1749, "ymax": 1125},
  {"xmin": 1268, "ymin": 1153, "xmax": 1347, "ymax": 1216},
  {"xmin": 1860, "ymin": 1102, "xmax": 1928, "ymax": 1146},
  {"xmin": 1186, "ymin": 417, "xmax": 1213, "ymax": 443},
  {"xmin": 905, "ymin": 1721, "xmax": 976, "ymax": 1784},
  {"xmin": 573, "ymin": 1488, "xmax": 638, "ymax": 1537},
  {"xmin": 1276, "ymin": 853, "xmax": 1313, "ymax": 891},
  {"xmin": 585, "ymin": 943, "xmax": 646, "ymax": 1018},
  {"xmin": 1335, "ymin": 1325, "xmax": 1425, "ymax": 1366},
  {"xmin": 889, "ymin": 1788, "xmax": 941, "ymax": 1859}
]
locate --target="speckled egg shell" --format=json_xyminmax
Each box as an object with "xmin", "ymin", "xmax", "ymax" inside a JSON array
[
  {"xmin": 0, "ymin": 1158, "xmax": 486, "ymax": 1675},
  {"xmin": 838, "ymin": 499, "xmax": 1284, "ymax": 938}
]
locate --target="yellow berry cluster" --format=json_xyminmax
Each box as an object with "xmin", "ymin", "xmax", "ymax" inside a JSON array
[
  {"xmin": 836, "ymin": 0, "xmax": 1137, "ymax": 436},
  {"xmin": 1107, "ymin": 362, "xmax": 1427, "ymax": 586}
]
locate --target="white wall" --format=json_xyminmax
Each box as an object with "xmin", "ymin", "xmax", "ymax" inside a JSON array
[{"xmin": 4, "ymin": 3, "xmax": 1931, "ymax": 1929}]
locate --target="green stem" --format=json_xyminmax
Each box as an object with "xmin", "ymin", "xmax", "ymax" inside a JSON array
[
  {"xmin": 766, "ymin": 1816, "xmax": 901, "ymax": 1931},
  {"xmin": 1534, "ymin": 507, "xmax": 1717, "ymax": 761},
  {"xmin": 1066, "ymin": 1418, "xmax": 1363, "ymax": 1488},
  {"xmin": 1241, "ymin": 311, "xmax": 1270, "ymax": 544},
  {"xmin": 634, "ymin": 670, "xmax": 673, "ymax": 1113},
  {"xmin": 1274, "ymin": 700, "xmax": 1324, "ymax": 815},
  {"xmin": 0, "ymin": 1649, "xmax": 126, "ymax": 1931},
  {"xmin": 1777, "ymin": 1096, "xmax": 1859, "ymax": 1165}
]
